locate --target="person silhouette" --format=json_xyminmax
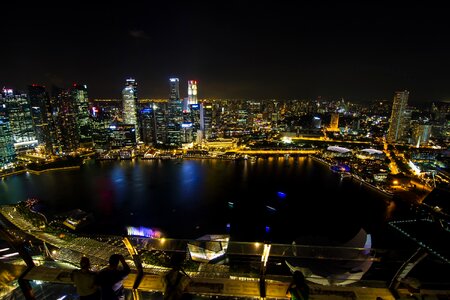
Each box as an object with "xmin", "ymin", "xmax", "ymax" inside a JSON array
[
  {"xmin": 71, "ymin": 257, "xmax": 100, "ymax": 300},
  {"xmin": 97, "ymin": 254, "xmax": 130, "ymax": 300},
  {"xmin": 286, "ymin": 271, "xmax": 310, "ymax": 300}
]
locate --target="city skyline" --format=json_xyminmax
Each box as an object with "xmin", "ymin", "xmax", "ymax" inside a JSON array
[{"xmin": 1, "ymin": 1, "xmax": 450, "ymax": 103}]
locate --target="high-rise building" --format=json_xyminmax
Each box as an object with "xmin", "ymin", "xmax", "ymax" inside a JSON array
[
  {"xmin": 190, "ymin": 104, "xmax": 201, "ymax": 143},
  {"xmin": 108, "ymin": 123, "xmax": 137, "ymax": 148},
  {"xmin": 200, "ymin": 102, "xmax": 213, "ymax": 140},
  {"xmin": 329, "ymin": 113, "xmax": 339, "ymax": 131},
  {"xmin": 28, "ymin": 85, "xmax": 53, "ymax": 153},
  {"xmin": 153, "ymin": 102, "xmax": 168, "ymax": 146},
  {"xmin": 71, "ymin": 84, "xmax": 92, "ymax": 146},
  {"xmin": 412, "ymin": 124, "xmax": 432, "ymax": 147},
  {"xmin": 387, "ymin": 90, "xmax": 410, "ymax": 143},
  {"xmin": 122, "ymin": 78, "xmax": 140, "ymax": 142},
  {"xmin": 187, "ymin": 80, "xmax": 198, "ymax": 107},
  {"xmin": 140, "ymin": 106, "xmax": 155, "ymax": 146},
  {"xmin": 0, "ymin": 88, "xmax": 37, "ymax": 151},
  {"xmin": 0, "ymin": 117, "xmax": 15, "ymax": 167},
  {"xmin": 52, "ymin": 86, "xmax": 79, "ymax": 154},
  {"xmin": 167, "ymin": 78, "xmax": 182, "ymax": 147}
]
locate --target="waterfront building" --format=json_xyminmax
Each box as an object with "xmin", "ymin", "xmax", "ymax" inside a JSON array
[
  {"xmin": 51, "ymin": 86, "xmax": 79, "ymax": 154},
  {"xmin": 187, "ymin": 80, "xmax": 198, "ymax": 108},
  {"xmin": 0, "ymin": 117, "xmax": 15, "ymax": 166},
  {"xmin": 140, "ymin": 106, "xmax": 155, "ymax": 146},
  {"xmin": 200, "ymin": 102, "xmax": 213, "ymax": 140},
  {"xmin": 190, "ymin": 104, "xmax": 201, "ymax": 143},
  {"xmin": 0, "ymin": 88, "xmax": 37, "ymax": 151},
  {"xmin": 167, "ymin": 78, "xmax": 182, "ymax": 147},
  {"xmin": 387, "ymin": 90, "xmax": 410, "ymax": 143},
  {"xmin": 71, "ymin": 84, "xmax": 92, "ymax": 147},
  {"xmin": 28, "ymin": 85, "xmax": 53, "ymax": 153},
  {"xmin": 108, "ymin": 122, "xmax": 137, "ymax": 148},
  {"xmin": 153, "ymin": 102, "xmax": 168, "ymax": 146},
  {"xmin": 122, "ymin": 78, "xmax": 140, "ymax": 142}
]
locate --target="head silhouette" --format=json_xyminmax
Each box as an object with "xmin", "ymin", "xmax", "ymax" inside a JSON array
[
  {"xmin": 80, "ymin": 256, "xmax": 90, "ymax": 269},
  {"xmin": 109, "ymin": 254, "xmax": 121, "ymax": 268}
]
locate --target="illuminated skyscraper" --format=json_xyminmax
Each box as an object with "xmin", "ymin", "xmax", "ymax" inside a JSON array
[
  {"xmin": 190, "ymin": 104, "xmax": 201, "ymax": 143},
  {"xmin": 152, "ymin": 102, "xmax": 168, "ymax": 146},
  {"xmin": 0, "ymin": 117, "xmax": 15, "ymax": 166},
  {"xmin": 200, "ymin": 102, "xmax": 213, "ymax": 140},
  {"xmin": 122, "ymin": 78, "xmax": 140, "ymax": 142},
  {"xmin": 329, "ymin": 113, "xmax": 339, "ymax": 131},
  {"xmin": 28, "ymin": 84, "xmax": 53, "ymax": 153},
  {"xmin": 387, "ymin": 90, "xmax": 410, "ymax": 143},
  {"xmin": 412, "ymin": 124, "xmax": 432, "ymax": 147},
  {"xmin": 0, "ymin": 88, "xmax": 37, "ymax": 150},
  {"xmin": 140, "ymin": 106, "xmax": 155, "ymax": 145},
  {"xmin": 71, "ymin": 84, "xmax": 92, "ymax": 146},
  {"xmin": 167, "ymin": 78, "xmax": 182, "ymax": 147},
  {"xmin": 52, "ymin": 86, "xmax": 79, "ymax": 153},
  {"xmin": 187, "ymin": 80, "xmax": 198, "ymax": 107}
]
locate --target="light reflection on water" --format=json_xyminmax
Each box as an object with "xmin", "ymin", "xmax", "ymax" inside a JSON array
[{"xmin": 0, "ymin": 158, "xmax": 390, "ymax": 244}]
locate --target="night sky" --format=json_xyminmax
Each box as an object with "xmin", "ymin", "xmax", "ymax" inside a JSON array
[{"xmin": 2, "ymin": 1, "xmax": 450, "ymax": 103}]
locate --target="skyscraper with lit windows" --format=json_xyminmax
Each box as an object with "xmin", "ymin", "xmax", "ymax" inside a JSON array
[
  {"xmin": 122, "ymin": 78, "xmax": 140, "ymax": 142},
  {"xmin": 71, "ymin": 84, "xmax": 92, "ymax": 146},
  {"xmin": 28, "ymin": 84, "xmax": 53, "ymax": 153},
  {"xmin": 200, "ymin": 102, "xmax": 213, "ymax": 140},
  {"xmin": 167, "ymin": 78, "xmax": 182, "ymax": 147},
  {"xmin": 187, "ymin": 80, "xmax": 198, "ymax": 107},
  {"xmin": 0, "ymin": 117, "xmax": 15, "ymax": 167},
  {"xmin": 387, "ymin": 90, "xmax": 409, "ymax": 143},
  {"xmin": 52, "ymin": 86, "xmax": 79, "ymax": 154},
  {"xmin": 153, "ymin": 102, "xmax": 168, "ymax": 146},
  {"xmin": 0, "ymin": 88, "xmax": 37, "ymax": 150}
]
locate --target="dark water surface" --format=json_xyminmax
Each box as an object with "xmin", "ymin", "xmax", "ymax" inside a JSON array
[{"xmin": 0, "ymin": 157, "xmax": 392, "ymax": 244}]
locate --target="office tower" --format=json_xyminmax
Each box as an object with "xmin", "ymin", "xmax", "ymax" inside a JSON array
[
  {"xmin": 187, "ymin": 80, "xmax": 198, "ymax": 107},
  {"xmin": 122, "ymin": 78, "xmax": 140, "ymax": 142},
  {"xmin": 190, "ymin": 104, "xmax": 201, "ymax": 143},
  {"xmin": 153, "ymin": 102, "xmax": 168, "ymax": 146},
  {"xmin": 312, "ymin": 116, "xmax": 322, "ymax": 129},
  {"xmin": 387, "ymin": 90, "xmax": 410, "ymax": 143},
  {"xmin": 412, "ymin": 124, "xmax": 432, "ymax": 147},
  {"xmin": 167, "ymin": 78, "xmax": 182, "ymax": 147},
  {"xmin": 108, "ymin": 123, "xmax": 137, "ymax": 148},
  {"xmin": 71, "ymin": 84, "xmax": 92, "ymax": 146},
  {"xmin": 52, "ymin": 86, "xmax": 79, "ymax": 154},
  {"xmin": 200, "ymin": 102, "xmax": 213, "ymax": 140},
  {"xmin": 0, "ymin": 88, "xmax": 37, "ymax": 151},
  {"xmin": 329, "ymin": 113, "xmax": 339, "ymax": 131},
  {"xmin": 28, "ymin": 85, "xmax": 53, "ymax": 153},
  {"xmin": 0, "ymin": 117, "xmax": 16, "ymax": 167},
  {"xmin": 140, "ymin": 106, "xmax": 155, "ymax": 145}
]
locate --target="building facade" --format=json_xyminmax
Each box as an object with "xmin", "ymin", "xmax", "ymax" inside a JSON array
[
  {"xmin": 0, "ymin": 88, "xmax": 37, "ymax": 151},
  {"xmin": 167, "ymin": 78, "xmax": 182, "ymax": 147},
  {"xmin": 387, "ymin": 90, "xmax": 410, "ymax": 143},
  {"xmin": 122, "ymin": 78, "xmax": 140, "ymax": 142},
  {"xmin": 28, "ymin": 84, "xmax": 53, "ymax": 153},
  {"xmin": 0, "ymin": 117, "xmax": 15, "ymax": 167}
]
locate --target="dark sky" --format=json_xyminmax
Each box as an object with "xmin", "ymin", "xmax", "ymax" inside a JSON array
[{"xmin": 1, "ymin": 1, "xmax": 450, "ymax": 103}]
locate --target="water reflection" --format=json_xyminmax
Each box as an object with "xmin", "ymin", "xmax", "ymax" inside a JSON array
[{"xmin": 0, "ymin": 158, "xmax": 390, "ymax": 244}]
